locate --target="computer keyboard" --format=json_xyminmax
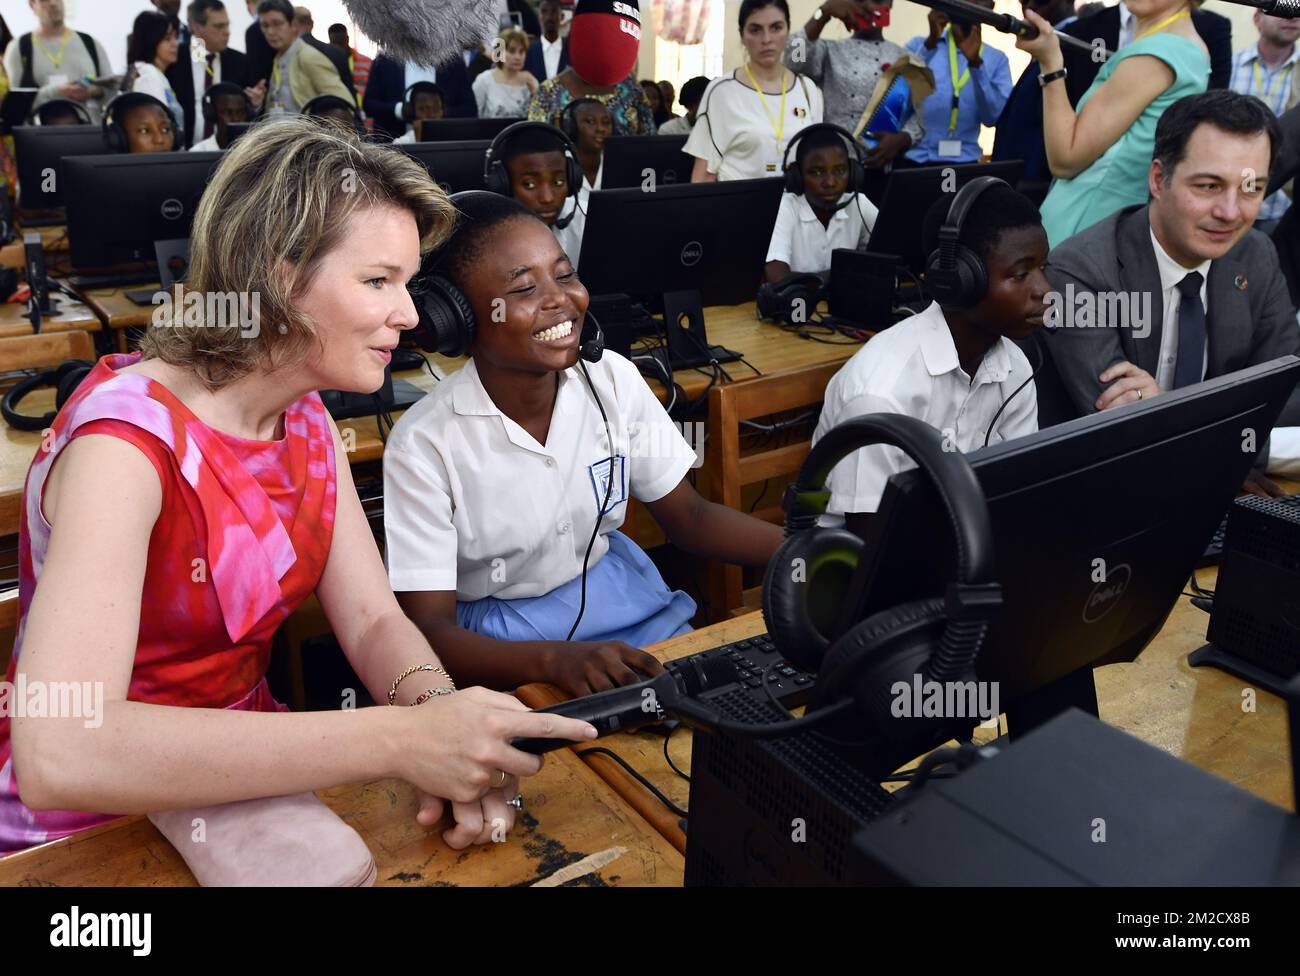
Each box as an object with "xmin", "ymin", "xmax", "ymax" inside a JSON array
[
  {"xmin": 665, "ymin": 631, "xmax": 814, "ymax": 709},
  {"xmin": 69, "ymin": 270, "xmax": 160, "ymax": 290}
]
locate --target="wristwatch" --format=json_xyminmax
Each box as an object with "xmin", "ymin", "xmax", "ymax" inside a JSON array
[{"xmin": 1039, "ymin": 67, "xmax": 1069, "ymax": 88}]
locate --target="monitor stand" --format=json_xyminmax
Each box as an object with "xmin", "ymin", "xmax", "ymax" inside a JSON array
[
  {"xmin": 662, "ymin": 289, "xmax": 742, "ymax": 371},
  {"xmin": 1003, "ymin": 665, "xmax": 1100, "ymax": 740}
]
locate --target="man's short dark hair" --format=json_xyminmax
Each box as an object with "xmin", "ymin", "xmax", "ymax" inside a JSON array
[
  {"xmin": 921, "ymin": 183, "xmax": 1044, "ymax": 264},
  {"xmin": 1153, "ymin": 90, "xmax": 1281, "ymax": 184},
  {"xmin": 679, "ymin": 75, "xmax": 709, "ymax": 108},
  {"xmin": 187, "ymin": 0, "xmax": 224, "ymax": 26},
  {"xmin": 795, "ymin": 126, "xmax": 849, "ymax": 169},
  {"xmin": 257, "ymin": 0, "xmax": 294, "ymax": 21}
]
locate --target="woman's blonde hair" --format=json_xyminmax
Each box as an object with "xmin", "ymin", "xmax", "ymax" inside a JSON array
[
  {"xmin": 499, "ymin": 28, "xmax": 528, "ymax": 53},
  {"xmin": 140, "ymin": 115, "xmax": 455, "ymax": 389}
]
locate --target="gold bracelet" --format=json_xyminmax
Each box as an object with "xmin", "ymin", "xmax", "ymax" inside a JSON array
[
  {"xmin": 388, "ymin": 663, "xmax": 454, "ymax": 705},
  {"xmin": 411, "ymin": 687, "xmax": 457, "ymax": 706}
]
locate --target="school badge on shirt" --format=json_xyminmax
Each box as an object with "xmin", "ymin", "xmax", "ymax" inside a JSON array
[{"xmin": 589, "ymin": 455, "xmax": 628, "ymax": 514}]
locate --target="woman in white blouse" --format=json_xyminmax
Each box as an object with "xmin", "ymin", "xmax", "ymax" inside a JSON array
[
  {"xmin": 473, "ymin": 29, "xmax": 538, "ymax": 119},
  {"xmin": 686, "ymin": 0, "xmax": 823, "ymax": 182},
  {"xmin": 124, "ymin": 10, "xmax": 184, "ymax": 140}
]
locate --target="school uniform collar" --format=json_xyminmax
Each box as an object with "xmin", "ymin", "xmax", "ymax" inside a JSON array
[
  {"xmin": 915, "ymin": 300, "xmax": 1012, "ymax": 384},
  {"xmin": 451, "ymin": 357, "xmax": 577, "ymax": 454},
  {"xmin": 793, "ymin": 193, "xmax": 855, "ymax": 224}
]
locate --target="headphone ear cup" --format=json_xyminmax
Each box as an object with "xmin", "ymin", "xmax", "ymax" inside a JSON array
[
  {"xmin": 54, "ymin": 361, "xmax": 95, "ymax": 408},
  {"xmin": 846, "ymin": 156, "xmax": 865, "ymax": 195},
  {"xmin": 784, "ymin": 163, "xmax": 803, "ymax": 196},
  {"xmin": 566, "ymin": 155, "xmax": 584, "ymax": 196},
  {"xmin": 485, "ymin": 159, "xmax": 510, "ymax": 196},
  {"xmin": 417, "ymin": 275, "xmax": 475, "ymax": 356},
  {"xmin": 808, "ymin": 597, "xmax": 949, "ymax": 747},
  {"xmin": 762, "ymin": 527, "xmax": 866, "ymax": 673}
]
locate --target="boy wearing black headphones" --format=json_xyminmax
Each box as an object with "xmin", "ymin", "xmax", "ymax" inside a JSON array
[
  {"xmin": 488, "ymin": 122, "xmax": 589, "ymax": 267},
  {"xmin": 764, "ymin": 124, "xmax": 879, "ymax": 283},
  {"xmin": 190, "ymin": 83, "xmax": 252, "ymax": 152},
  {"xmin": 393, "ymin": 83, "xmax": 446, "ymax": 144},
  {"xmin": 811, "ymin": 178, "xmax": 1049, "ymax": 534},
  {"xmin": 384, "ymin": 192, "xmax": 783, "ymax": 697}
]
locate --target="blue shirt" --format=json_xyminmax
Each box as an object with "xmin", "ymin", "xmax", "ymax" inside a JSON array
[{"xmin": 903, "ymin": 30, "xmax": 1012, "ymax": 164}]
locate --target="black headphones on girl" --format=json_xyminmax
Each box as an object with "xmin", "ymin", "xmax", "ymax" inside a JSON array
[
  {"xmin": 28, "ymin": 98, "xmax": 93, "ymax": 125},
  {"xmin": 201, "ymin": 81, "xmax": 255, "ymax": 126},
  {"xmin": 484, "ymin": 120, "xmax": 584, "ymax": 229},
  {"xmin": 103, "ymin": 92, "xmax": 181, "ymax": 152},
  {"xmin": 558, "ymin": 95, "xmax": 606, "ymax": 142},
  {"xmin": 401, "ymin": 81, "xmax": 446, "ymax": 122},
  {"xmin": 302, "ymin": 94, "xmax": 366, "ymax": 136},
  {"xmin": 758, "ymin": 413, "xmax": 1002, "ymax": 758},
  {"xmin": 2, "ymin": 359, "xmax": 96, "ymax": 431},
  {"xmin": 781, "ymin": 122, "xmax": 867, "ymax": 199},
  {"xmin": 923, "ymin": 175, "xmax": 1009, "ymax": 310},
  {"xmin": 413, "ymin": 192, "xmax": 603, "ymax": 361}
]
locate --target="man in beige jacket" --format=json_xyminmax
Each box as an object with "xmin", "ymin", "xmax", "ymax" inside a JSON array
[{"xmin": 257, "ymin": 0, "xmax": 350, "ymax": 116}]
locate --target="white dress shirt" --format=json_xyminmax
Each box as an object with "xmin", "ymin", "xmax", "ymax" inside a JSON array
[
  {"xmin": 765, "ymin": 191, "xmax": 878, "ymax": 273},
  {"xmin": 383, "ymin": 352, "xmax": 695, "ymax": 600},
  {"xmin": 1149, "ymin": 227, "xmax": 1211, "ymax": 391},
  {"xmin": 190, "ymin": 44, "xmax": 219, "ymax": 142},
  {"xmin": 812, "ymin": 301, "xmax": 1038, "ymax": 518},
  {"xmin": 554, "ymin": 159, "xmax": 602, "ymax": 270},
  {"xmin": 542, "ymin": 35, "xmax": 563, "ymax": 79}
]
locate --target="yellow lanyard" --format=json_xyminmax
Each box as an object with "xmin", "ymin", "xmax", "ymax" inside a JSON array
[
  {"xmin": 33, "ymin": 29, "xmax": 71, "ymax": 70},
  {"xmin": 743, "ymin": 61, "xmax": 787, "ymax": 153},
  {"xmin": 271, "ymin": 56, "xmax": 283, "ymax": 99},
  {"xmin": 946, "ymin": 29, "xmax": 982, "ymax": 135},
  {"xmin": 1253, "ymin": 58, "xmax": 1294, "ymax": 101},
  {"xmin": 1134, "ymin": 8, "xmax": 1189, "ymax": 41}
]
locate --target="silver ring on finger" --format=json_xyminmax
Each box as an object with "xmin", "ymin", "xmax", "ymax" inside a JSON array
[
  {"xmin": 507, "ymin": 793, "xmax": 523, "ymax": 810},
  {"xmin": 1137, "ymin": 389, "xmax": 1144, "ymax": 400},
  {"xmin": 491, "ymin": 769, "xmax": 507, "ymax": 790}
]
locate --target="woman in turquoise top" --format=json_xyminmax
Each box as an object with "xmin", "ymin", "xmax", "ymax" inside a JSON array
[{"xmin": 1018, "ymin": 0, "xmax": 1210, "ymax": 248}]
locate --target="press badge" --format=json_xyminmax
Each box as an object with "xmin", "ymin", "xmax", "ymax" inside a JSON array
[
  {"xmin": 938, "ymin": 140, "xmax": 963, "ymax": 158},
  {"xmin": 589, "ymin": 455, "xmax": 627, "ymax": 514}
]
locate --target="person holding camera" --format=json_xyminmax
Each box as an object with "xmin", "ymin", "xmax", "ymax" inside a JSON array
[{"xmin": 903, "ymin": 4, "xmax": 1011, "ymax": 165}]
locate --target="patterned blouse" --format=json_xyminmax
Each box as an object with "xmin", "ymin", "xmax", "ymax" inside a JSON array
[{"xmin": 528, "ymin": 71, "xmax": 656, "ymax": 137}]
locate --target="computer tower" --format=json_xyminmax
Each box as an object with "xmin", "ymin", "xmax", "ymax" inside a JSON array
[
  {"xmin": 1194, "ymin": 495, "xmax": 1300, "ymax": 694},
  {"xmin": 683, "ymin": 686, "xmax": 895, "ymax": 885}
]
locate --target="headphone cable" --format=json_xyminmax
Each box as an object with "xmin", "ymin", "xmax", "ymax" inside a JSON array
[
  {"xmin": 983, "ymin": 329, "xmax": 1044, "ymax": 449},
  {"xmin": 565, "ymin": 358, "xmax": 616, "ymax": 641}
]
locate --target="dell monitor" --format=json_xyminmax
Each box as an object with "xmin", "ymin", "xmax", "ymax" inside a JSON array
[
  {"xmin": 13, "ymin": 124, "xmax": 109, "ymax": 215},
  {"xmin": 395, "ymin": 139, "xmax": 489, "ymax": 194},
  {"xmin": 418, "ymin": 117, "xmax": 521, "ymax": 142},
  {"xmin": 868, "ymin": 160, "xmax": 1025, "ymax": 275},
  {"xmin": 65, "ymin": 152, "xmax": 223, "ymax": 279},
  {"xmin": 600, "ymin": 134, "xmax": 692, "ymax": 189},
  {"xmin": 834, "ymin": 356, "xmax": 1300, "ymax": 736}
]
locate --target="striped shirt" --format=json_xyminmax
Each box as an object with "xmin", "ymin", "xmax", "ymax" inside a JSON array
[{"xmin": 1229, "ymin": 43, "xmax": 1299, "ymax": 221}]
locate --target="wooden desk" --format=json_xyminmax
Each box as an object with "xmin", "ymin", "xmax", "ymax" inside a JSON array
[
  {"xmin": 0, "ymin": 225, "xmax": 69, "ymax": 270},
  {"xmin": 0, "ymin": 744, "xmax": 683, "ymax": 887},
  {"xmin": 0, "ymin": 293, "xmax": 101, "ymax": 339},
  {"xmin": 519, "ymin": 509, "xmax": 1300, "ymax": 855}
]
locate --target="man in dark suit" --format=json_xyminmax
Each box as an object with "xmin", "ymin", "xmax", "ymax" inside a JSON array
[
  {"xmin": 292, "ymin": 6, "xmax": 355, "ymax": 98},
  {"xmin": 1043, "ymin": 91, "xmax": 1299, "ymax": 442},
  {"xmin": 244, "ymin": 0, "xmax": 276, "ymax": 85},
  {"xmin": 363, "ymin": 54, "xmax": 478, "ymax": 139},
  {"xmin": 167, "ymin": 0, "xmax": 252, "ymax": 148},
  {"xmin": 525, "ymin": 0, "xmax": 569, "ymax": 82}
]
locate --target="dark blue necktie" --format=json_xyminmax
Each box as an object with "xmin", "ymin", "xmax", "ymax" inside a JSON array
[{"xmin": 1173, "ymin": 271, "xmax": 1205, "ymax": 389}]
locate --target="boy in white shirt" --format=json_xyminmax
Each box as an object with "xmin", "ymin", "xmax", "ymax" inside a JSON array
[
  {"xmin": 765, "ymin": 125, "xmax": 879, "ymax": 282},
  {"xmin": 813, "ymin": 180, "xmax": 1049, "ymax": 534},
  {"xmin": 384, "ymin": 192, "xmax": 784, "ymax": 697}
]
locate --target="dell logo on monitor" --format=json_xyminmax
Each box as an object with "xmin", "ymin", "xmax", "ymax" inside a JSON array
[
  {"xmin": 1082, "ymin": 564, "xmax": 1131, "ymax": 623},
  {"xmin": 160, "ymin": 198, "xmax": 184, "ymax": 221},
  {"xmin": 680, "ymin": 241, "xmax": 703, "ymax": 266}
]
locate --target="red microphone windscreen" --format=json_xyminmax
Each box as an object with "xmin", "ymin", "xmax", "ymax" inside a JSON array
[{"xmin": 569, "ymin": 0, "xmax": 643, "ymax": 87}]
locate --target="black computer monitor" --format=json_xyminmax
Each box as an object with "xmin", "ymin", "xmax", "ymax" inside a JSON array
[
  {"xmin": 578, "ymin": 177, "xmax": 783, "ymax": 307},
  {"xmin": 395, "ymin": 139, "xmax": 489, "ymax": 193},
  {"xmin": 418, "ymin": 117, "xmax": 521, "ymax": 142},
  {"xmin": 867, "ymin": 160, "xmax": 1025, "ymax": 274},
  {"xmin": 13, "ymin": 125, "xmax": 108, "ymax": 213},
  {"xmin": 64, "ymin": 152, "xmax": 222, "ymax": 276},
  {"xmin": 836, "ymin": 356, "xmax": 1300, "ymax": 733},
  {"xmin": 600, "ymin": 134, "xmax": 691, "ymax": 189}
]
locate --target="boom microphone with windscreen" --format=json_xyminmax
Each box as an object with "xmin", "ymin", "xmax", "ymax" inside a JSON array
[
  {"xmin": 568, "ymin": 0, "xmax": 644, "ymax": 86},
  {"xmin": 340, "ymin": 0, "xmax": 502, "ymax": 66}
]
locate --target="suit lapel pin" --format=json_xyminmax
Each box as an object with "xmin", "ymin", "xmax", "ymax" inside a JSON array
[{"xmin": 1234, "ymin": 274, "xmax": 1248, "ymax": 291}]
